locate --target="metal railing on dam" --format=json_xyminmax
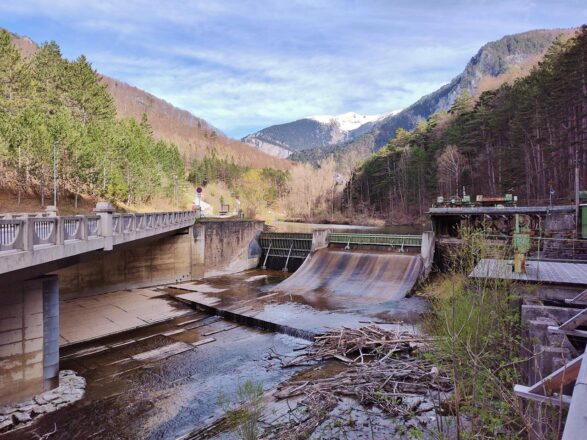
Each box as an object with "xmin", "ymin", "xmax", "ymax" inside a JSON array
[
  {"xmin": 258, "ymin": 232, "xmax": 313, "ymax": 259},
  {"xmin": 329, "ymin": 233, "xmax": 422, "ymax": 250},
  {"xmin": 0, "ymin": 204, "xmax": 197, "ymax": 276}
]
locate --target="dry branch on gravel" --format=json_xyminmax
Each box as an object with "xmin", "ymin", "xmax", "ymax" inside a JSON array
[
  {"xmin": 282, "ymin": 325, "xmax": 437, "ymax": 367},
  {"xmin": 262, "ymin": 326, "xmax": 452, "ymax": 439}
]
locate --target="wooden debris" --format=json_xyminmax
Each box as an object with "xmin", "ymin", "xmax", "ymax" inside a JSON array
[{"xmin": 261, "ymin": 326, "xmax": 451, "ymax": 439}]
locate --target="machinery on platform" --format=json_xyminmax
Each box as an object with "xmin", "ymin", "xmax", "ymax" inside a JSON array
[{"xmin": 434, "ymin": 192, "xmax": 518, "ymax": 208}]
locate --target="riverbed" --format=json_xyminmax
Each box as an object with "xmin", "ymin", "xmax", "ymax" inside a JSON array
[{"xmin": 1, "ymin": 252, "xmax": 429, "ymax": 439}]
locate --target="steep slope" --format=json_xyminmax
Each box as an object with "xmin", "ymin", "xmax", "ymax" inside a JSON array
[
  {"xmin": 102, "ymin": 77, "xmax": 290, "ymax": 169},
  {"xmin": 369, "ymin": 28, "xmax": 573, "ymax": 150},
  {"xmin": 8, "ymin": 31, "xmax": 290, "ymax": 171},
  {"xmin": 347, "ymin": 26, "xmax": 587, "ymax": 222},
  {"xmin": 293, "ymin": 28, "xmax": 574, "ymax": 165},
  {"xmin": 242, "ymin": 112, "xmax": 391, "ymax": 157}
]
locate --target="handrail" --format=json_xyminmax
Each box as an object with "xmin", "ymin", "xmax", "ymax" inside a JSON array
[
  {"xmin": 0, "ymin": 209, "xmax": 197, "ymax": 254},
  {"xmin": 0, "ymin": 219, "xmax": 24, "ymax": 251},
  {"xmin": 329, "ymin": 233, "xmax": 422, "ymax": 247}
]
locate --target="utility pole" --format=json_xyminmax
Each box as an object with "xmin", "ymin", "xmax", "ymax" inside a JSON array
[
  {"xmin": 575, "ymin": 145, "xmax": 580, "ymax": 234},
  {"xmin": 53, "ymin": 140, "xmax": 58, "ymax": 207}
]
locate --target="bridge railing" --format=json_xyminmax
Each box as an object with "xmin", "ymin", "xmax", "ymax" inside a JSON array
[
  {"xmin": 87, "ymin": 216, "xmax": 100, "ymax": 238},
  {"xmin": 0, "ymin": 207, "xmax": 197, "ymax": 254},
  {"xmin": 32, "ymin": 217, "xmax": 57, "ymax": 246},
  {"xmin": 0, "ymin": 219, "xmax": 25, "ymax": 251}
]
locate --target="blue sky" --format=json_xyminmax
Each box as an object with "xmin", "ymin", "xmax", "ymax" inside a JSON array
[{"xmin": 0, "ymin": 1, "xmax": 585, "ymax": 138}]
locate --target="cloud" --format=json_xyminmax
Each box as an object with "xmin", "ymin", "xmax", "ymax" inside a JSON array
[{"xmin": 1, "ymin": 0, "xmax": 585, "ymax": 137}]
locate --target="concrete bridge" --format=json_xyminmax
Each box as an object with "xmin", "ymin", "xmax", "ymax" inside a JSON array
[
  {"xmin": 0, "ymin": 202, "xmax": 197, "ymax": 281},
  {"xmin": 0, "ymin": 203, "xmax": 198, "ymax": 405}
]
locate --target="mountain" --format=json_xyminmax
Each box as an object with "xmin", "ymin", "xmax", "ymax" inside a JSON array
[
  {"xmin": 368, "ymin": 28, "xmax": 574, "ymax": 151},
  {"xmin": 102, "ymin": 77, "xmax": 290, "ymax": 169},
  {"xmin": 241, "ymin": 111, "xmax": 394, "ymax": 158},
  {"xmin": 7, "ymin": 31, "xmax": 290, "ymax": 171},
  {"xmin": 347, "ymin": 26, "xmax": 587, "ymax": 222},
  {"xmin": 290, "ymin": 28, "xmax": 575, "ymax": 164}
]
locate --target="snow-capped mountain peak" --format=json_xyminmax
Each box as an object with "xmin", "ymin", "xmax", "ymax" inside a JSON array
[
  {"xmin": 307, "ymin": 111, "xmax": 399, "ymax": 132},
  {"xmin": 241, "ymin": 109, "xmax": 403, "ymax": 158}
]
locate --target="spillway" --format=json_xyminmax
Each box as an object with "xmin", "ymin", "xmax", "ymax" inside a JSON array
[{"xmin": 274, "ymin": 248, "xmax": 423, "ymax": 304}]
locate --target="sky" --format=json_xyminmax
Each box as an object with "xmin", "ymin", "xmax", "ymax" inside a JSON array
[{"xmin": 0, "ymin": 1, "xmax": 585, "ymax": 138}]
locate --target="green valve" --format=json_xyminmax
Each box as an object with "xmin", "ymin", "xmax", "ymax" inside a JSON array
[
  {"xmin": 581, "ymin": 205, "xmax": 587, "ymax": 239},
  {"xmin": 513, "ymin": 233, "xmax": 531, "ymax": 253}
]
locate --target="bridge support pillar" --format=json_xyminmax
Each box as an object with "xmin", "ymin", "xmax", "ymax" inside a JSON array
[{"xmin": 0, "ymin": 275, "xmax": 60, "ymax": 405}]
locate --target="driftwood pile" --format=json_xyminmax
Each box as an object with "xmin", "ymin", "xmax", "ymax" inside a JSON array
[{"xmin": 262, "ymin": 326, "xmax": 452, "ymax": 439}]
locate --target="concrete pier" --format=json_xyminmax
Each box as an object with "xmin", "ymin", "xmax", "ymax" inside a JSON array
[{"xmin": 0, "ymin": 276, "xmax": 59, "ymax": 405}]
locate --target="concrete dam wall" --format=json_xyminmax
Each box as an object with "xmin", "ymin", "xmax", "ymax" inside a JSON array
[{"xmin": 275, "ymin": 248, "xmax": 424, "ymax": 305}]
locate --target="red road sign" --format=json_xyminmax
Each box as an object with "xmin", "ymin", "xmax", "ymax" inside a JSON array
[{"xmin": 196, "ymin": 187, "xmax": 202, "ymax": 193}]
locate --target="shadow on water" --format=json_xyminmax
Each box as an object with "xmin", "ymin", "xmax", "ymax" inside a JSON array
[{"xmin": 3, "ymin": 314, "xmax": 306, "ymax": 440}]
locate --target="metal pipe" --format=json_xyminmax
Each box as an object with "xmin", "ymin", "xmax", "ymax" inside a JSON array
[
  {"xmin": 262, "ymin": 242, "xmax": 272, "ymax": 270},
  {"xmin": 283, "ymin": 242, "xmax": 294, "ymax": 272}
]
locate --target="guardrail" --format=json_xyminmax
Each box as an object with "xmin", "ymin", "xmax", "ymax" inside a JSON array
[
  {"xmin": 471, "ymin": 234, "xmax": 587, "ymax": 263},
  {"xmin": 329, "ymin": 233, "xmax": 422, "ymax": 250},
  {"xmin": 0, "ymin": 209, "xmax": 197, "ymax": 254}
]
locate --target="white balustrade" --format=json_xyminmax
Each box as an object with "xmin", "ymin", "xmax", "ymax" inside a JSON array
[
  {"xmin": 32, "ymin": 218, "xmax": 57, "ymax": 245},
  {"xmin": 87, "ymin": 216, "xmax": 100, "ymax": 237},
  {"xmin": 0, "ymin": 209, "xmax": 196, "ymax": 256},
  {"xmin": 0, "ymin": 220, "xmax": 24, "ymax": 251}
]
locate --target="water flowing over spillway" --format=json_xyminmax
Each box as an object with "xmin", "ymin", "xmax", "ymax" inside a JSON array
[{"xmin": 274, "ymin": 249, "xmax": 423, "ymax": 305}]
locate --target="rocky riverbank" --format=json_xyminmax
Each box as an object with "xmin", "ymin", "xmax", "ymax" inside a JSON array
[{"xmin": 0, "ymin": 370, "xmax": 85, "ymax": 434}]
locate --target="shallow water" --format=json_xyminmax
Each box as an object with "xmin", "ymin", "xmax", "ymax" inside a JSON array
[
  {"xmin": 4, "ymin": 313, "xmax": 306, "ymax": 440},
  {"xmin": 3, "ymin": 262, "xmax": 427, "ymax": 439}
]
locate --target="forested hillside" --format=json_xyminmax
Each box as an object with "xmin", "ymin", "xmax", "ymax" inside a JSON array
[
  {"xmin": 0, "ymin": 29, "xmax": 295, "ymax": 216},
  {"xmin": 347, "ymin": 26, "xmax": 587, "ymax": 223},
  {"xmin": 103, "ymin": 76, "xmax": 291, "ymax": 170},
  {"xmin": 0, "ymin": 30, "xmax": 186, "ymax": 208},
  {"xmin": 10, "ymin": 30, "xmax": 290, "ymax": 172}
]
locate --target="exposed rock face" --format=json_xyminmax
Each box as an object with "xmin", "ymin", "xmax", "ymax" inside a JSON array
[
  {"xmin": 368, "ymin": 29, "xmax": 572, "ymax": 151},
  {"xmin": 0, "ymin": 370, "xmax": 86, "ymax": 434}
]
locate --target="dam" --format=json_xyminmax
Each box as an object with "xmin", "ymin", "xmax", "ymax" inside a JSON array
[{"xmin": 2, "ymin": 203, "xmax": 586, "ymax": 438}]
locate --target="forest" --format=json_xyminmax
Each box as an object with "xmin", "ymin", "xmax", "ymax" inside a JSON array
[
  {"xmin": 347, "ymin": 26, "xmax": 587, "ymax": 223},
  {"xmin": 0, "ymin": 29, "xmax": 341, "ymax": 220},
  {"xmin": 0, "ymin": 30, "xmax": 186, "ymax": 208}
]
